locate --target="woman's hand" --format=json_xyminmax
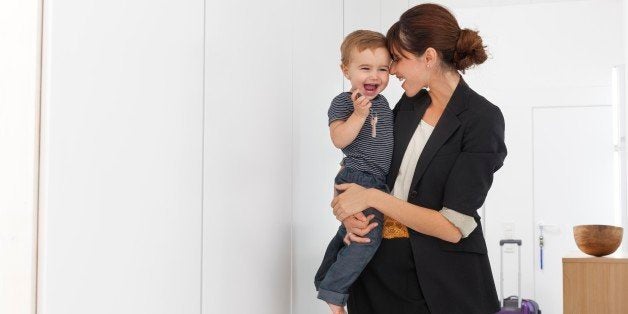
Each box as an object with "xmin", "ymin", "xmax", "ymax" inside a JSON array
[
  {"xmin": 342, "ymin": 212, "xmax": 378, "ymax": 245},
  {"xmin": 332, "ymin": 183, "xmax": 372, "ymax": 222}
]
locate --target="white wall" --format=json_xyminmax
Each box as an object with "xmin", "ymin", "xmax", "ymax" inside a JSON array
[
  {"xmin": 292, "ymin": 0, "xmax": 343, "ymax": 313},
  {"xmin": 37, "ymin": 0, "xmax": 204, "ymax": 313},
  {"xmin": 0, "ymin": 0, "xmax": 41, "ymax": 313},
  {"xmin": 202, "ymin": 0, "xmax": 293, "ymax": 313}
]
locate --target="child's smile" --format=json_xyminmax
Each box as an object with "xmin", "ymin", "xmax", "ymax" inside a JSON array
[{"xmin": 361, "ymin": 83, "xmax": 381, "ymax": 98}]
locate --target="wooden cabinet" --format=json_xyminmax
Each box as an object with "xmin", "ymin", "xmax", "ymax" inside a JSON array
[{"xmin": 563, "ymin": 253, "xmax": 628, "ymax": 314}]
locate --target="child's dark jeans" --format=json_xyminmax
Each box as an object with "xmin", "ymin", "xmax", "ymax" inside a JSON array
[{"xmin": 314, "ymin": 167, "xmax": 388, "ymax": 306}]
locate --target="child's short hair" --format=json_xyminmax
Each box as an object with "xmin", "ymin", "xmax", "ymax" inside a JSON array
[{"xmin": 341, "ymin": 30, "xmax": 387, "ymax": 66}]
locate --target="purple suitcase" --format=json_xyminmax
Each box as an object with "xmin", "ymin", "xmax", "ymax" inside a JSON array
[
  {"xmin": 500, "ymin": 296, "xmax": 540, "ymax": 314},
  {"xmin": 496, "ymin": 240, "xmax": 541, "ymax": 314}
]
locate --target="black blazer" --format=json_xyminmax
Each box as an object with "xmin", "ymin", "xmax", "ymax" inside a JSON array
[{"xmin": 387, "ymin": 78, "xmax": 506, "ymax": 314}]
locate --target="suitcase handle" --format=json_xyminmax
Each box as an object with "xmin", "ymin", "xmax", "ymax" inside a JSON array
[
  {"xmin": 500, "ymin": 239, "xmax": 522, "ymax": 309},
  {"xmin": 500, "ymin": 239, "xmax": 522, "ymax": 246}
]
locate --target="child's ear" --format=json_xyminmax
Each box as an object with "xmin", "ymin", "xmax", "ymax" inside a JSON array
[{"xmin": 340, "ymin": 64, "xmax": 349, "ymax": 79}]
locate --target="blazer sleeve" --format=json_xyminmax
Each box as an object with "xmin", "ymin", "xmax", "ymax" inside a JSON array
[{"xmin": 442, "ymin": 105, "xmax": 507, "ymax": 217}]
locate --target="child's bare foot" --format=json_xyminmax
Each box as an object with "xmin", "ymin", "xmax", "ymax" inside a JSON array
[{"xmin": 328, "ymin": 302, "xmax": 346, "ymax": 314}]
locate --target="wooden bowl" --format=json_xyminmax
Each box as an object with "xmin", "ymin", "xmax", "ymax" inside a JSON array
[{"xmin": 573, "ymin": 225, "xmax": 624, "ymax": 257}]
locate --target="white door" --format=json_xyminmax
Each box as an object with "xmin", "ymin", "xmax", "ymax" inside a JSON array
[{"xmin": 532, "ymin": 106, "xmax": 616, "ymax": 314}]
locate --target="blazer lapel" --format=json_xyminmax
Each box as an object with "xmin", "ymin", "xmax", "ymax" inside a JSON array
[
  {"xmin": 408, "ymin": 78, "xmax": 471, "ymax": 191},
  {"xmin": 386, "ymin": 90, "xmax": 430, "ymax": 189}
]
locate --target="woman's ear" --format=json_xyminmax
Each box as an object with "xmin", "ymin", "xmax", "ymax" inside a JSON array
[{"xmin": 424, "ymin": 48, "xmax": 438, "ymax": 67}]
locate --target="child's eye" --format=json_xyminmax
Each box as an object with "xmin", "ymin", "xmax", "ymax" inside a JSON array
[
  {"xmin": 360, "ymin": 67, "xmax": 370, "ymax": 71},
  {"xmin": 379, "ymin": 68, "xmax": 389, "ymax": 72}
]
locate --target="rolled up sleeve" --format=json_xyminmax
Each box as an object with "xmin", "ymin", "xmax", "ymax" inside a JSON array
[{"xmin": 440, "ymin": 207, "xmax": 478, "ymax": 238}]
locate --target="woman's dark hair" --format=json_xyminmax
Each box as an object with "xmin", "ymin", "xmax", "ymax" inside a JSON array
[{"xmin": 387, "ymin": 3, "xmax": 487, "ymax": 72}]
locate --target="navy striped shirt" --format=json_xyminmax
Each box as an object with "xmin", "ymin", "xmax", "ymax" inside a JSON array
[{"xmin": 328, "ymin": 92, "xmax": 393, "ymax": 177}]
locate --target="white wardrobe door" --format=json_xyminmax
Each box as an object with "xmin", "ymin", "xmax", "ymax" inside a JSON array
[
  {"xmin": 202, "ymin": 0, "xmax": 293, "ymax": 313},
  {"xmin": 38, "ymin": 1, "xmax": 204, "ymax": 313}
]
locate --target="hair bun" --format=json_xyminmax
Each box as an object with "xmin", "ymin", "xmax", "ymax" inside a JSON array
[{"xmin": 453, "ymin": 28, "xmax": 487, "ymax": 72}]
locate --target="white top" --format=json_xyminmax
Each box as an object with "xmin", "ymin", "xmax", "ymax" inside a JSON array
[
  {"xmin": 391, "ymin": 120, "xmax": 477, "ymax": 238},
  {"xmin": 392, "ymin": 120, "xmax": 434, "ymax": 201}
]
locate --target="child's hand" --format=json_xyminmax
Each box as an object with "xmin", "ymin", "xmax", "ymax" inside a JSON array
[
  {"xmin": 351, "ymin": 89, "xmax": 371, "ymax": 119},
  {"xmin": 342, "ymin": 213, "xmax": 377, "ymax": 245}
]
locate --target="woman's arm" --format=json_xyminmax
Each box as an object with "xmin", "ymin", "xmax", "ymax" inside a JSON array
[{"xmin": 332, "ymin": 184, "xmax": 463, "ymax": 243}]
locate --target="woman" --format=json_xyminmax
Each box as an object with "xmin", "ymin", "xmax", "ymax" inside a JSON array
[{"xmin": 331, "ymin": 3, "xmax": 507, "ymax": 314}]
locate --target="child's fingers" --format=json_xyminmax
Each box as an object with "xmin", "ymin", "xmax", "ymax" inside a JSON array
[
  {"xmin": 351, "ymin": 221, "xmax": 378, "ymax": 236},
  {"xmin": 353, "ymin": 212, "xmax": 375, "ymax": 223},
  {"xmin": 334, "ymin": 183, "xmax": 351, "ymax": 192},
  {"xmin": 351, "ymin": 89, "xmax": 360, "ymax": 102},
  {"xmin": 343, "ymin": 233, "xmax": 351, "ymax": 245},
  {"xmin": 354, "ymin": 212, "xmax": 368, "ymax": 222},
  {"xmin": 358, "ymin": 102, "xmax": 372, "ymax": 114},
  {"xmin": 348, "ymin": 232, "xmax": 371, "ymax": 244},
  {"xmin": 355, "ymin": 97, "xmax": 369, "ymax": 109}
]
